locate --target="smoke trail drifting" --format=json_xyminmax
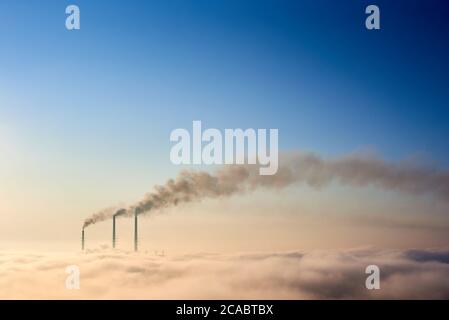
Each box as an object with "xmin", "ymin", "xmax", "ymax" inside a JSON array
[
  {"xmin": 113, "ymin": 208, "xmax": 127, "ymax": 218},
  {"xmin": 83, "ymin": 152, "xmax": 449, "ymax": 227},
  {"xmin": 83, "ymin": 206, "xmax": 120, "ymax": 229},
  {"xmin": 282, "ymin": 152, "xmax": 449, "ymax": 198}
]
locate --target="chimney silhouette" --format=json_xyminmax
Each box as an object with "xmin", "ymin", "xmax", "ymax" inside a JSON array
[
  {"xmin": 81, "ymin": 228, "xmax": 85, "ymax": 251},
  {"xmin": 112, "ymin": 215, "xmax": 116, "ymax": 249},
  {"xmin": 134, "ymin": 209, "xmax": 138, "ymax": 251},
  {"xmin": 112, "ymin": 209, "xmax": 126, "ymax": 249}
]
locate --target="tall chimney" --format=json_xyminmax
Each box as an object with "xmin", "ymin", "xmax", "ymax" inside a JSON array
[
  {"xmin": 112, "ymin": 215, "xmax": 116, "ymax": 249},
  {"xmin": 134, "ymin": 209, "xmax": 138, "ymax": 252},
  {"xmin": 81, "ymin": 228, "xmax": 85, "ymax": 251},
  {"xmin": 112, "ymin": 209, "xmax": 126, "ymax": 249}
]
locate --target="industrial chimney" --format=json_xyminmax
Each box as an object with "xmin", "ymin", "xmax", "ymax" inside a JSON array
[
  {"xmin": 112, "ymin": 209, "xmax": 126, "ymax": 249},
  {"xmin": 81, "ymin": 228, "xmax": 85, "ymax": 251},
  {"xmin": 134, "ymin": 209, "xmax": 138, "ymax": 251},
  {"xmin": 112, "ymin": 215, "xmax": 116, "ymax": 249}
]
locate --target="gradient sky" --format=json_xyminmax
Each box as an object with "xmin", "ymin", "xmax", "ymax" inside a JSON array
[{"xmin": 1, "ymin": 0, "xmax": 448, "ymax": 251}]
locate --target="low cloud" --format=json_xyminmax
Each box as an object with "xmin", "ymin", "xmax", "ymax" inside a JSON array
[{"xmin": 0, "ymin": 248, "xmax": 448, "ymax": 299}]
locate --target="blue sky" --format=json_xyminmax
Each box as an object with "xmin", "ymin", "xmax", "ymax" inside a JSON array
[{"xmin": 1, "ymin": 0, "xmax": 448, "ymax": 167}]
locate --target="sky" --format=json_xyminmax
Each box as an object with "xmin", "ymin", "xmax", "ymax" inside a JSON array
[{"xmin": 0, "ymin": 0, "xmax": 449, "ymax": 253}]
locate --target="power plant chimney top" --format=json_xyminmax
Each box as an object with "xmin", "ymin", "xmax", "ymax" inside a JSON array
[{"xmin": 114, "ymin": 208, "xmax": 126, "ymax": 217}]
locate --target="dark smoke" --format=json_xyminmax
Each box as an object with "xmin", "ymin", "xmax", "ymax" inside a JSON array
[
  {"xmin": 83, "ymin": 206, "xmax": 120, "ymax": 229},
  {"xmin": 83, "ymin": 152, "xmax": 449, "ymax": 228},
  {"xmin": 113, "ymin": 208, "xmax": 127, "ymax": 218}
]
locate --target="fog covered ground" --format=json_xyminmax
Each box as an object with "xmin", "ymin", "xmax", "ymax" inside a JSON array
[{"xmin": 1, "ymin": 246, "xmax": 448, "ymax": 299}]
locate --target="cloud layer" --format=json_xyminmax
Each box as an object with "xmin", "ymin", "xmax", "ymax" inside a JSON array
[{"xmin": 1, "ymin": 247, "xmax": 448, "ymax": 299}]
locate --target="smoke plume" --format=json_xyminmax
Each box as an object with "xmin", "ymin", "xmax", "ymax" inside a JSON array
[
  {"xmin": 83, "ymin": 206, "xmax": 120, "ymax": 229},
  {"xmin": 113, "ymin": 208, "xmax": 127, "ymax": 218},
  {"xmin": 83, "ymin": 152, "xmax": 449, "ymax": 227}
]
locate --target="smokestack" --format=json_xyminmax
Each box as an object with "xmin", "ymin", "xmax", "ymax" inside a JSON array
[
  {"xmin": 111, "ymin": 209, "xmax": 126, "ymax": 249},
  {"xmin": 134, "ymin": 209, "xmax": 138, "ymax": 252},
  {"xmin": 81, "ymin": 228, "xmax": 85, "ymax": 251},
  {"xmin": 112, "ymin": 215, "xmax": 116, "ymax": 249}
]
